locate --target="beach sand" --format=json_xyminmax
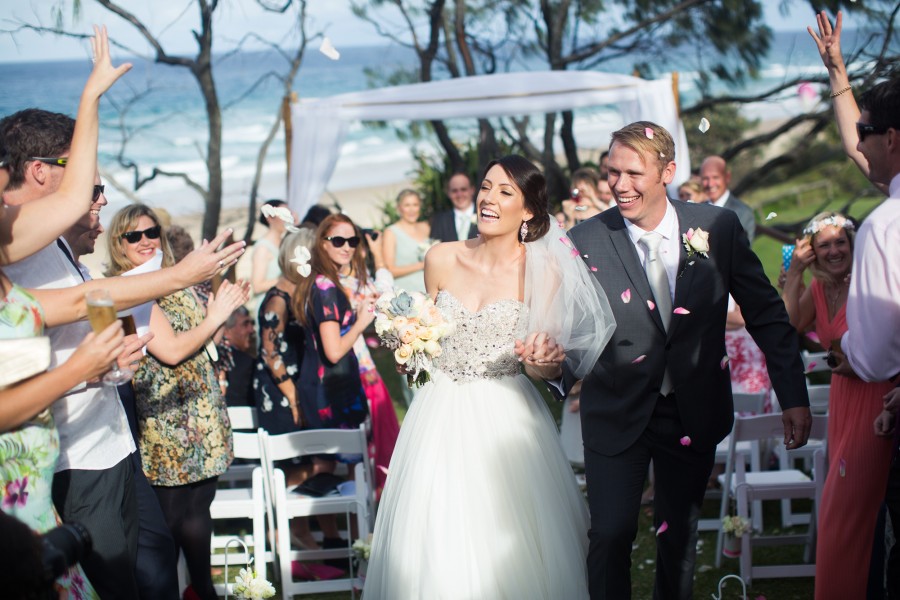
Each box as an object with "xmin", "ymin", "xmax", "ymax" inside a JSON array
[{"xmin": 81, "ymin": 178, "xmax": 414, "ymax": 281}]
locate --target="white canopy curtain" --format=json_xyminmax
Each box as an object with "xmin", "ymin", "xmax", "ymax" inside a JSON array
[{"xmin": 288, "ymin": 70, "xmax": 690, "ymax": 218}]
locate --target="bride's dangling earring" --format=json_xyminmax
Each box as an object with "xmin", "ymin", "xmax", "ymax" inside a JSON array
[{"xmin": 520, "ymin": 220, "xmax": 529, "ymax": 243}]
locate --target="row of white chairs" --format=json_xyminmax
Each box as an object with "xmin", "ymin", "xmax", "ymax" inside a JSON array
[{"xmin": 207, "ymin": 407, "xmax": 373, "ymax": 599}]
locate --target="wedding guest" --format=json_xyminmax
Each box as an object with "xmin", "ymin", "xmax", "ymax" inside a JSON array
[
  {"xmin": 700, "ymin": 156, "xmax": 756, "ymax": 241},
  {"xmin": 301, "ymin": 204, "xmax": 332, "ymax": 228},
  {"xmin": 560, "ymin": 167, "xmax": 607, "ymax": 229},
  {"xmin": 382, "ymin": 189, "xmax": 430, "ymax": 293},
  {"xmin": 678, "ymin": 179, "xmax": 706, "ymax": 203},
  {"xmin": 782, "ymin": 211, "xmax": 892, "ymax": 599},
  {"xmin": 105, "ymin": 204, "xmax": 249, "ymax": 600},
  {"xmin": 251, "ymin": 199, "xmax": 293, "ymax": 300},
  {"xmin": 725, "ymin": 296, "xmax": 773, "ymax": 405},
  {"xmin": 218, "ymin": 306, "xmax": 256, "ymax": 408},
  {"xmin": 598, "ymin": 149, "xmax": 610, "ymax": 178},
  {"xmin": 340, "ymin": 226, "xmax": 400, "ymax": 498},
  {"xmin": 431, "ymin": 172, "xmax": 478, "ymax": 243}
]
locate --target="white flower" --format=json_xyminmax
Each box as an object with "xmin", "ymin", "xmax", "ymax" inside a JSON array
[
  {"xmin": 261, "ymin": 204, "xmax": 300, "ymax": 232},
  {"xmin": 802, "ymin": 214, "xmax": 855, "ymax": 237},
  {"xmin": 682, "ymin": 227, "xmax": 710, "ymax": 258},
  {"xmin": 289, "ymin": 245, "xmax": 311, "ymax": 278},
  {"xmin": 233, "ymin": 568, "xmax": 275, "ymax": 600}
]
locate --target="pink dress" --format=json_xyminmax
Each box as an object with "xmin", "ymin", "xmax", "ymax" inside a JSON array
[
  {"xmin": 813, "ymin": 278, "xmax": 894, "ymax": 600},
  {"xmin": 724, "ymin": 298, "xmax": 773, "ymax": 412}
]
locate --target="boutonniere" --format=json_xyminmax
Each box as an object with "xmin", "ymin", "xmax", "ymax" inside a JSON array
[{"xmin": 682, "ymin": 227, "xmax": 710, "ymax": 259}]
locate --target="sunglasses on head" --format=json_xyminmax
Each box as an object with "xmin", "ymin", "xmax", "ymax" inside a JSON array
[
  {"xmin": 121, "ymin": 225, "xmax": 162, "ymax": 244},
  {"xmin": 856, "ymin": 122, "xmax": 889, "ymax": 142},
  {"xmin": 29, "ymin": 156, "xmax": 68, "ymax": 167},
  {"xmin": 325, "ymin": 235, "xmax": 360, "ymax": 249}
]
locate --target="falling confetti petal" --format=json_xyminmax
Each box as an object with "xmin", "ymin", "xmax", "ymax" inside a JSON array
[
  {"xmin": 621, "ymin": 288, "xmax": 632, "ymax": 304},
  {"xmin": 680, "ymin": 436, "xmax": 692, "ymax": 446},
  {"xmin": 656, "ymin": 521, "xmax": 669, "ymax": 536},
  {"xmin": 797, "ymin": 82, "xmax": 817, "ymax": 110},
  {"xmin": 720, "ymin": 356, "xmax": 730, "ymax": 370},
  {"xmin": 806, "ymin": 362, "xmax": 817, "ymax": 372},
  {"xmin": 590, "ymin": 266, "xmax": 598, "ymax": 272},
  {"xmin": 319, "ymin": 37, "xmax": 341, "ymax": 60},
  {"xmin": 698, "ymin": 117, "xmax": 710, "ymax": 133},
  {"xmin": 583, "ymin": 254, "xmax": 589, "ymax": 258},
  {"xmin": 645, "ymin": 127, "xmax": 654, "ymax": 139},
  {"xmin": 365, "ymin": 336, "xmax": 380, "ymax": 349},
  {"xmin": 688, "ymin": 261, "xmax": 695, "ymax": 266},
  {"xmin": 806, "ymin": 331, "xmax": 821, "ymax": 344},
  {"xmin": 632, "ymin": 354, "xmax": 647, "ymax": 364},
  {"xmin": 766, "ymin": 212, "xmax": 778, "ymax": 221},
  {"xmin": 378, "ymin": 465, "xmax": 389, "ymax": 476},
  {"xmin": 673, "ymin": 307, "xmax": 691, "ymax": 315},
  {"xmin": 559, "ymin": 236, "xmax": 573, "ymax": 248},
  {"xmin": 839, "ymin": 458, "xmax": 846, "ymax": 477},
  {"xmin": 647, "ymin": 300, "xmax": 655, "ymax": 311}
]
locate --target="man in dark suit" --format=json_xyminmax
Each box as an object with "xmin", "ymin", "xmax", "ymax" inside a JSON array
[
  {"xmin": 430, "ymin": 172, "xmax": 478, "ymax": 242},
  {"xmin": 565, "ymin": 121, "xmax": 811, "ymax": 599},
  {"xmin": 700, "ymin": 155, "xmax": 757, "ymax": 241}
]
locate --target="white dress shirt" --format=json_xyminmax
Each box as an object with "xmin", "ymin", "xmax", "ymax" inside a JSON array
[
  {"xmin": 841, "ymin": 173, "xmax": 900, "ymax": 382},
  {"xmin": 623, "ymin": 200, "xmax": 680, "ymax": 303},
  {"xmin": 5, "ymin": 243, "xmax": 136, "ymax": 472},
  {"xmin": 712, "ymin": 189, "xmax": 731, "ymax": 209}
]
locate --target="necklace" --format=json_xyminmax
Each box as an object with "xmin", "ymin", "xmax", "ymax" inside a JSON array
[{"xmin": 824, "ymin": 275, "xmax": 850, "ymax": 318}]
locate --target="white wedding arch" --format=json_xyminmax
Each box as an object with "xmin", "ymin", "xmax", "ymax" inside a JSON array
[{"xmin": 287, "ymin": 70, "xmax": 689, "ymax": 218}]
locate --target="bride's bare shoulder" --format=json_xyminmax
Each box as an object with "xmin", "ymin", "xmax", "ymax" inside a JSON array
[{"xmin": 425, "ymin": 239, "xmax": 471, "ymax": 266}]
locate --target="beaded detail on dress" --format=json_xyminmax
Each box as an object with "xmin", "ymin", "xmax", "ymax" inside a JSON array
[{"xmin": 433, "ymin": 290, "xmax": 526, "ymax": 383}]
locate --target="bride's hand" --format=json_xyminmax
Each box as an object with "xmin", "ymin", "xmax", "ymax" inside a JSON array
[{"xmin": 515, "ymin": 332, "xmax": 566, "ymax": 379}]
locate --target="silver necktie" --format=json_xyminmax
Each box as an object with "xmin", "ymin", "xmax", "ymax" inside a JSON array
[{"xmin": 640, "ymin": 231, "xmax": 673, "ymax": 395}]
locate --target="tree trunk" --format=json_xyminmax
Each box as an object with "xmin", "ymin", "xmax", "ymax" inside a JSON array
[{"xmin": 196, "ymin": 64, "xmax": 223, "ymax": 241}]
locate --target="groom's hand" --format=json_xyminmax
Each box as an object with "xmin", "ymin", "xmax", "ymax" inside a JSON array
[
  {"xmin": 781, "ymin": 406, "xmax": 813, "ymax": 449},
  {"xmin": 515, "ymin": 332, "xmax": 565, "ymax": 380}
]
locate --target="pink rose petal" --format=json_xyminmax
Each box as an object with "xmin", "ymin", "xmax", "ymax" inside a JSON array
[
  {"xmin": 590, "ymin": 266, "xmax": 598, "ymax": 272},
  {"xmin": 632, "ymin": 354, "xmax": 647, "ymax": 364},
  {"xmin": 673, "ymin": 307, "xmax": 690, "ymax": 315},
  {"xmin": 806, "ymin": 362, "xmax": 817, "ymax": 372},
  {"xmin": 806, "ymin": 331, "xmax": 821, "ymax": 344},
  {"xmin": 680, "ymin": 436, "xmax": 692, "ymax": 446},
  {"xmin": 644, "ymin": 127, "xmax": 654, "ymax": 140},
  {"xmin": 720, "ymin": 356, "xmax": 730, "ymax": 369},
  {"xmin": 656, "ymin": 520, "xmax": 668, "ymax": 535},
  {"xmin": 647, "ymin": 300, "xmax": 655, "ymax": 311},
  {"xmin": 685, "ymin": 227, "xmax": 694, "ymax": 240},
  {"xmin": 378, "ymin": 465, "xmax": 390, "ymax": 476},
  {"xmin": 559, "ymin": 236, "xmax": 573, "ymax": 248},
  {"xmin": 621, "ymin": 288, "xmax": 632, "ymax": 304}
]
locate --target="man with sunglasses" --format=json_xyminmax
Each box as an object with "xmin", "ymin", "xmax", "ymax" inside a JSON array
[{"xmin": 0, "ymin": 108, "xmax": 243, "ymax": 599}]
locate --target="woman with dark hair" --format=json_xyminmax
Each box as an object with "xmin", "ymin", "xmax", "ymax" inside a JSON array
[
  {"xmin": 105, "ymin": 204, "xmax": 249, "ymax": 600},
  {"xmin": 782, "ymin": 211, "xmax": 893, "ymax": 599},
  {"xmin": 363, "ymin": 156, "xmax": 615, "ymax": 599}
]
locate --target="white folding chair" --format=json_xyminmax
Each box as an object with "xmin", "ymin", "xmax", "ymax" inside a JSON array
[
  {"xmin": 221, "ymin": 406, "xmax": 261, "ymax": 487},
  {"xmin": 801, "ymin": 350, "xmax": 830, "ymax": 375},
  {"xmin": 208, "ymin": 427, "xmax": 274, "ymax": 596},
  {"xmin": 806, "ymin": 384, "xmax": 830, "ymax": 415},
  {"xmin": 715, "ymin": 413, "xmax": 828, "ymax": 585},
  {"xmin": 699, "ymin": 392, "xmax": 768, "ymax": 532},
  {"xmin": 262, "ymin": 426, "xmax": 373, "ymax": 599}
]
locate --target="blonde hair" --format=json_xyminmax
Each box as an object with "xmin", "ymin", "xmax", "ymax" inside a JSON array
[
  {"xmin": 278, "ymin": 228, "xmax": 317, "ymax": 285},
  {"xmin": 803, "ymin": 211, "xmax": 855, "ymax": 285},
  {"xmin": 609, "ymin": 121, "xmax": 675, "ymax": 175},
  {"xmin": 104, "ymin": 204, "xmax": 175, "ymax": 277}
]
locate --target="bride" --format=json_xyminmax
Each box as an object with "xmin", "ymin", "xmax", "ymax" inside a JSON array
[{"xmin": 363, "ymin": 155, "xmax": 615, "ymax": 599}]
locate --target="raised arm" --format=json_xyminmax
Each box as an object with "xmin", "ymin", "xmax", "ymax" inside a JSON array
[
  {"xmin": 145, "ymin": 280, "xmax": 249, "ymax": 366},
  {"xmin": 0, "ymin": 26, "xmax": 132, "ymax": 263},
  {"xmin": 781, "ymin": 239, "xmax": 817, "ymax": 332},
  {"xmin": 30, "ymin": 228, "xmax": 246, "ymax": 327}
]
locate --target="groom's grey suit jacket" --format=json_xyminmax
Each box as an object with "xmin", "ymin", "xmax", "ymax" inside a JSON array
[{"xmin": 566, "ymin": 199, "xmax": 807, "ymax": 456}]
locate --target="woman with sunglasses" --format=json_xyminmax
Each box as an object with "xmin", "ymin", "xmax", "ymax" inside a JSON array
[
  {"xmin": 782, "ymin": 211, "xmax": 893, "ymax": 599},
  {"xmin": 105, "ymin": 204, "xmax": 249, "ymax": 600},
  {"xmin": 292, "ymin": 214, "xmax": 373, "ymax": 468}
]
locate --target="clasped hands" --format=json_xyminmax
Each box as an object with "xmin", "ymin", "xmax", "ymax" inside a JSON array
[{"xmin": 514, "ymin": 332, "xmax": 566, "ymax": 380}]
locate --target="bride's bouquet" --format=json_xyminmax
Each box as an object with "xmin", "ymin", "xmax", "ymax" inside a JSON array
[{"xmin": 374, "ymin": 290, "xmax": 454, "ymax": 388}]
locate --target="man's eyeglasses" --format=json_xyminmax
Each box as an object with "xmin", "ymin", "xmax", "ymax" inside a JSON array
[
  {"xmin": 325, "ymin": 235, "xmax": 361, "ymax": 249},
  {"xmin": 121, "ymin": 225, "xmax": 162, "ymax": 244},
  {"xmin": 856, "ymin": 122, "xmax": 889, "ymax": 142},
  {"xmin": 92, "ymin": 185, "xmax": 105, "ymax": 202},
  {"xmin": 29, "ymin": 157, "xmax": 68, "ymax": 167}
]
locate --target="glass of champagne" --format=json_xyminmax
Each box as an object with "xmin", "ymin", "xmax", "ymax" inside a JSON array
[{"xmin": 85, "ymin": 289, "xmax": 132, "ymax": 385}]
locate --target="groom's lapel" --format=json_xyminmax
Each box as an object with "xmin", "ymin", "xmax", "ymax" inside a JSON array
[
  {"xmin": 668, "ymin": 201, "xmax": 697, "ymax": 341},
  {"xmin": 607, "ymin": 212, "xmax": 667, "ymax": 335}
]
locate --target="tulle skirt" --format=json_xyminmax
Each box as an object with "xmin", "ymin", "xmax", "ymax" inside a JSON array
[{"xmin": 363, "ymin": 370, "xmax": 590, "ymax": 600}]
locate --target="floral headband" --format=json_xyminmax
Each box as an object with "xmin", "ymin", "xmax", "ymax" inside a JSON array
[{"xmin": 802, "ymin": 214, "xmax": 855, "ymax": 237}]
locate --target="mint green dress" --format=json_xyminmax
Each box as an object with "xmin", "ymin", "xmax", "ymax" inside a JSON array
[{"xmin": 0, "ymin": 283, "xmax": 98, "ymax": 599}]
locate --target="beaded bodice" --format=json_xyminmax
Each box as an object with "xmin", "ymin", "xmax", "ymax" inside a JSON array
[{"xmin": 432, "ymin": 290, "xmax": 526, "ymax": 383}]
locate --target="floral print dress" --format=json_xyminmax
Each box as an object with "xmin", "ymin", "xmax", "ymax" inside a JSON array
[
  {"xmin": 132, "ymin": 289, "xmax": 233, "ymax": 486},
  {"xmin": 253, "ymin": 286, "xmax": 304, "ymax": 435},
  {"xmin": 297, "ymin": 275, "xmax": 369, "ymax": 430},
  {"xmin": 0, "ymin": 283, "xmax": 97, "ymax": 599}
]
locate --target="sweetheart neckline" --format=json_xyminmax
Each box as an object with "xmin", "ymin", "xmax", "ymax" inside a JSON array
[{"xmin": 437, "ymin": 289, "xmax": 526, "ymax": 315}]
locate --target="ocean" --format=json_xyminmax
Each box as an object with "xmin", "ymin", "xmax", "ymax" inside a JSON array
[{"xmin": 0, "ymin": 29, "xmax": 858, "ymax": 220}]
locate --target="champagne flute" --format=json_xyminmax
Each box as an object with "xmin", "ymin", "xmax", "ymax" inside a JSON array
[{"xmin": 85, "ymin": 289, "xmax": 132, "ymax": 385}]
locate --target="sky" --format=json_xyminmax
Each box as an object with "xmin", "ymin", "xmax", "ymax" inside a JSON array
[{"xmin": 0, "ymin": 0, "xmax": 852, "ymax": 64}]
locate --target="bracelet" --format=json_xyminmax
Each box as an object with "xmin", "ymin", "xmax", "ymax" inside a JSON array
[{"xmin": 830, "ymin": 85, "xmax": 852, "ymax": 98}]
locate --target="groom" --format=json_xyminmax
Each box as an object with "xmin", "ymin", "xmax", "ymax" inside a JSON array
[{"xmin": 565, "ymin": 122, "xmax": 811, "ymax": 599}]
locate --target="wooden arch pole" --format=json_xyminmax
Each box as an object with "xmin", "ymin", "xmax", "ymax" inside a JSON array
[
  {"xmin": 282, "ymin": 91, "xmax": 298, "ymax": 185},
  {"xmin": 672, "ymin": 71, "xmax": 680, "ymax": 117}
]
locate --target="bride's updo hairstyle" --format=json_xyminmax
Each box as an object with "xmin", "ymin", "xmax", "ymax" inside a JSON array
[{"xmin": 481, "ymin": 155, "xmax": 550, "ymax": 243}]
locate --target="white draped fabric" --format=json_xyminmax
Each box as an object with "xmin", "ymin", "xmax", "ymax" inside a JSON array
[{"xmin": 288, "ymin": 70, "xmax": 690, "ymax": 218}]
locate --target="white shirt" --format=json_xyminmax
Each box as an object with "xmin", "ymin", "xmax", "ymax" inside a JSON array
[
  {"xmin": 712, "ymin": 189, "xmax": 731, "ymax": 209},
  {"xmin": 5, "ymin": 243, "xmax": 136, "ymax": 472},
  {"xmin": 841, "ymin": 173, "xmax": 900, "ymax": 382},
  {"xmin": 453, "ymin": 205, "xmax": 474, "ymax": 241},
  {"xmin": 623, "ymin": 200, "xmax": 680, "ymax": 302}
]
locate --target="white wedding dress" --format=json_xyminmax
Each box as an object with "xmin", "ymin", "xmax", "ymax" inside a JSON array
[{"xmin": 363, "ymin": 290, "xmax": 590, "ymax": 600}]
